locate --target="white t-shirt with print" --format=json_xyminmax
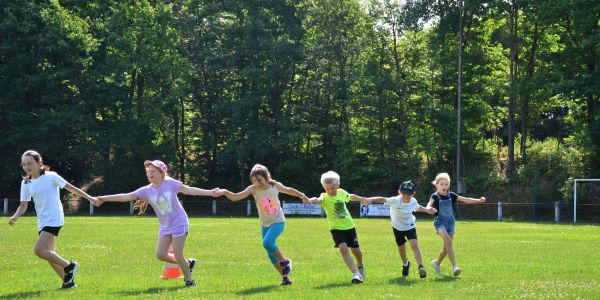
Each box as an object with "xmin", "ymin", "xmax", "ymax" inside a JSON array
[
  {"xmin": 385, "ymin": 196, "xmax": 419, "ymax": 231},
  {"xmin": 20, "ymin": 171, "xmax": 67, "ymax": 230}
]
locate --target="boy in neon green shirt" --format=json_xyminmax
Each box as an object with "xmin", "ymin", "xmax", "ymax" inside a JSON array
[{"xmin": 304, "ymin": 171, "xmax": 366, "ymax": 283}]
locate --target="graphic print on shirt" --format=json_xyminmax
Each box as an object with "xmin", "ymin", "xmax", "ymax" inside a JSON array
[
  {"xmin": 148, "ymin": 190, "xmax": 173, "ymax": 216},
  {"xmin": 260, "ymin": 195, "xmax": 277, "ymax": 215},
  {"xmin": 334, "ymin": 201, "xmax": 347, "ymax": 218}
]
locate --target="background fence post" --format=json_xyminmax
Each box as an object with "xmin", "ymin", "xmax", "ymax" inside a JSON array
[
  {"xmin": 247, "ymin": 199, "xmax": 251, "ymax": 216},
  {"xmin": 212, "ymin": 200, "xmax": 217, "ymax": 215},
  {"xmin": 130, "ymin": 201, "xmax": 134, "ymax": 215},
  {"xmin": 3, "ymin": 198, "xmax": 8, "ymax": 215},
  {"xmin": 498, "ymin": 202, "xmax": 502, "ymax": 221},
  {"xmin": 555, "ymin": 201, "xmax": 560, "ymax": 222},
  {"xmin": 89, "ymin": 202, "xmax": 94, "ymax": 215}
]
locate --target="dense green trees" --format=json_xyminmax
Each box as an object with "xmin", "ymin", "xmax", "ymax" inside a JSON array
[{"xmin": 1, "ymin": 0, "xmax": 598, "ymax": 206}]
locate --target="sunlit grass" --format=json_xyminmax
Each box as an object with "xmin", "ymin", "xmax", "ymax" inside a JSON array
[{"xmin": 1, "ymin": 217, "xmax": 599, "ymax": 299}]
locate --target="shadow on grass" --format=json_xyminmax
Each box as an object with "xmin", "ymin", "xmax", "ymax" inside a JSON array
[
  {"xmin": 0, "ymin": 290, "xmax": 47, "ymax": 299},
  {"xmin": 315, "ymin": 282, "xmax": 355, "ymax": 289},
  {"xmin": 432, "ymin": 275, "xmax": 460, "ymax": 282},
  {"xmin": 388, "ymin": 277, "xmax": 418, "ymax": 286},
  {"xmin": 236, "ymin": 285, "xmax": 279, "ymax": 295},
  {"xmin": 116, "ymin": 286, "xmax": 184, "ymax": 296}
]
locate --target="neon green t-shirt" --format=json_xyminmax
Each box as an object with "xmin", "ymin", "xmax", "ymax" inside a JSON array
[{"xmin": 319, "ymin": 188, "xmax": 355, "ymax": 230}]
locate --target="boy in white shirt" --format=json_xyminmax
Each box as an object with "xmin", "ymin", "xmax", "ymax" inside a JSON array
[{"xmin": 360, "ymin": 181, "xmax": 436, "ymax": 278}]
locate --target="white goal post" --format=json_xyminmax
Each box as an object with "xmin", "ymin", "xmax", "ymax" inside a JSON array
[{"xmin": 573, "ymin": 179, "xmax": 600, "ymax": 223}]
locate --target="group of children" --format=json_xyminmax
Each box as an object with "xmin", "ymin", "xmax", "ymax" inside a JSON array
[{"xmin": 8, "ymin": 150, "xmax": 485, "ymax": 289}]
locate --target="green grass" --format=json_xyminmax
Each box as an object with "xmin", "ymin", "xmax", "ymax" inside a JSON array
[{"xmin": 1, "ymin": 216, "xmax": 599, "ymax": 299}]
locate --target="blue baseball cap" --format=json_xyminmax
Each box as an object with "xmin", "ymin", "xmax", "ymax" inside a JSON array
[{"xmin": 399, "ymin": 180, "xmax": 415, "ymax": 194}]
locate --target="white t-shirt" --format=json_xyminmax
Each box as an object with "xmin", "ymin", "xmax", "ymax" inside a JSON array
[
  {"xmin": 20, "ymin": 171, "xmax": 67, "ymax": 230},
  {"xmin": 385, "ymin": 196, "xmax": 419, "ymax": 231}
]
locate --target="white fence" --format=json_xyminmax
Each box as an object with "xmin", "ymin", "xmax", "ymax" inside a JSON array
[{"xmin": 2, "ymin": 198, "xmax": 599, "ymax": 223}]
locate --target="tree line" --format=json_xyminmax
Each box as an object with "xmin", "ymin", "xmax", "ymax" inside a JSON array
[{"xmin": 1, "ymin": 0, "xmax": 598, "ymax": 207}]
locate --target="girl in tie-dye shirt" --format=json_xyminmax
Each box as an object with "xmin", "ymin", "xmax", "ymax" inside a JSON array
[
  {"xmin": 97, "ymin": 160, "xmax": 221, "ymax": 287},
  {"xmin": 221, "ymin": 164, "xmax": 308, "ymax": 286}
]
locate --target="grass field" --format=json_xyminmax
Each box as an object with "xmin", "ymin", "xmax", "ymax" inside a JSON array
[{"xmin": 1, "ymin": 216, "xmax": 599, "ymax": 299}]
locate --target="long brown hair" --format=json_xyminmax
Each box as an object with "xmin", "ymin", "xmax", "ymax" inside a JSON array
[
  {"xmin": 249, "ymin": 164, "xmax": 276, "ymax": 186},
  {"xmin": 22, "ymin": 150, "xmax": 50, "ymax": 184}
]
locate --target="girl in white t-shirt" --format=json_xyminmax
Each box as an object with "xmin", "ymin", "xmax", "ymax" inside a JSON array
[
  {"xmin": 361, "ymin": 180, "xmax": 436, "ymax": 278},
  {"xmin": 8, "ymin": 150, "xmax": 99, "ymax": 289}
]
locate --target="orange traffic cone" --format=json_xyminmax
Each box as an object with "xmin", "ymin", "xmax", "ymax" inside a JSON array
[{"xmin": 160, "ymin": 248, "xmax": 182, "ymax": 279}]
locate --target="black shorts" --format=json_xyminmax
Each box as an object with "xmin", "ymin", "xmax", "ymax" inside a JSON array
[
  {"xmin": 38, "ymin": 226, "xmax": 62, "ymax": 236},
  {"xmin": 330, "ymin": 228, "xmax": 360, "ymax": 248},
  {"xmin": 393, "ymin": 227, "xmax": 417, "ymax": 246}
]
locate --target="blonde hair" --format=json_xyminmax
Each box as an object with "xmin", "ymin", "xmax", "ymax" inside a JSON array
[
  {"xmin": 432, "ymin": 172, "xmax": 451, "ymax": 186},
  {"xmin": 320, "ymin": 171, "xmax": 340, "ymax": 186}
]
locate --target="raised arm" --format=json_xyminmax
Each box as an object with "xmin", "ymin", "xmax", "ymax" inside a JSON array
[
  {"xmin": 179, "ymin": 185, "xmax": 220, "ymax": 197},
  {"xmin": 98, "ymin": 192, "xmax": 137, "ymax": 203},
  {"xmin": 64, "ymin": 182, "xmax": 98, "ymax": 206},
  {"xmin": 275, "ymin": 182, "xmax": 308, "ymax": 201},
  {"xmin": 8, "ymin": 201, "xmax": 28, "ymax": 225},
  {"xmin": 222, "ymin": 186, "xmax": 254, "ymax": 202},
  {"xmin": 457, "ymin": 195, "xmax": 486, "ymax": 204}
]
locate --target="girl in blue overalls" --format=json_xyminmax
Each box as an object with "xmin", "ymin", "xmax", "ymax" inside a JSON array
[{"xmin": 426, "ymin": 173, "xmax": 486, "ymax": 276}]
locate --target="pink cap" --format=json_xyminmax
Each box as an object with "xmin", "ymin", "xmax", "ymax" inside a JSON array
[{"xmin": 144, "ymin": 160, "xmax": 168, "ymax": 173}]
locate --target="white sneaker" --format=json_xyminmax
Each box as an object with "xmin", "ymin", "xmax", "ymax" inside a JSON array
[
  {"xmin": 358, "ymin": 265, "xmax": 365, "ymax": 279},
  {"xmin": 431, "ymin": 260, "xmax": 441, "ymax": 275},
  {"xmin": 453, "ymin": 266, "xmax": 462, "ymax": 276},
  {"xmin": 351, "ymin": 273, "xmax": 363, "ymax": 284}
]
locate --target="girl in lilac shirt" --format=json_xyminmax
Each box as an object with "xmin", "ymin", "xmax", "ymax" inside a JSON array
[{"xmin": 97, "ymin": 160, "xmax": 220, "ymax": 287}]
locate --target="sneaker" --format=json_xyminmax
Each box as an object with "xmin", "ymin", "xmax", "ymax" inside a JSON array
[
  {"xmin": 63, "ymin": 262, "xmax": 78, "ymax": 285},
  {"xmin": 188, "ymin": 258, "xmax": 197, "ymax": 274},
  {"xmin": 357, "ymin": 265, "xmax": 365, "ymax": 279},
  {"xmin": 402, "ymin": 261, "xmax": 410, "ymax": 277},
  {"xmin": 418, "ymin": 265, "xmax": 427, "ymax": 278},
  {"xmin": 280, "ymin": 259, "xmax": 292, "ymax": 277},
  {"xmin": 351, "ymin": 273, "xmax": 363, "ymax": 284},
  {"xmin": 185, "ymin": 280, "xmax": 197, "ymax": 287},
  {"xmin": 453, "ymin": 266, "xmax": 462, "ymax": 277},
  {"xmin": 61, "ymin": 282, "xmax": 77, "ymax": 289},
  {"xmin": 431, "ymin": 260, "xmax": 441, "ymax": 275},
  {"xmin": 280, "ymin": 277, "xmax": 293, "ymax": 286}
]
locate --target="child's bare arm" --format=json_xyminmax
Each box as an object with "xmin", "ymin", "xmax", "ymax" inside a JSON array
[
  {"xmin": 304, "ymin": 196, "xmax": 323, "ymax": 204},
  {"xmin": 8, "ymin": 202, "xmax": 28, "ymax": 225},
  {"xmin": 98, "ymin": 192, "xmax": 137, "ymax": 203},
  {"xmin": 415, "ymin": 205, "xmax": 437, "ymax": 214},
  {"xmin": 457, "ymin": 195, "xmax": 486, "ymax": 204},
  {"xmin": 349, "ymin": 194, "xmax": 366, "ymax": 202},
  {"xmin": 64, "ymin": 182, "xmax": 98, "ymax": 206},
  {"xmin": 222, "ymin": 186, "xmax": 254, "ymax": 202},
  {"xmin": 359, "ymin": 196, "xmax": 386, "ymax": 206},
  {"xmin": 180, "ymin": 185, "xmax": 220, "ymax": 197},
  {"xmin": 275, "ymin": 182, "xmax": 307, "ymax": 201},
  {"xmin": 426, "ymin": 197, "xmax": 435, "ymax": 209}
]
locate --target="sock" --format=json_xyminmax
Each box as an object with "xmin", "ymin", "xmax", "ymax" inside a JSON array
[{"xmin": 403, "ymin": 261, "xmax": 409, "ymax": 267}]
